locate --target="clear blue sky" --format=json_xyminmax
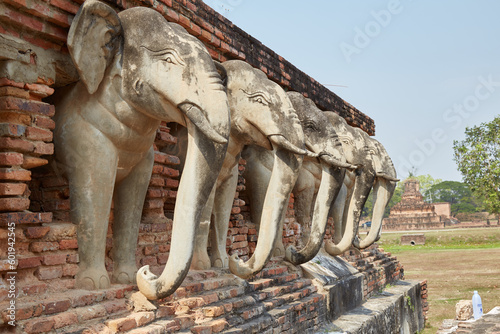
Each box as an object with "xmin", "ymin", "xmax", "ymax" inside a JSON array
[{"xmin": 203, "ymin": 0, "xmax": 500, "ymax": 182}]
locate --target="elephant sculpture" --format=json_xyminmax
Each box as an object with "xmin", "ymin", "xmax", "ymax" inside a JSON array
[
  {"xmin": 169, "ymin": 60, "xmax": 316, "ymax": 274},
  {"xmin": 53, "ymin": 0, "xmax": 230, "ymax": 300},
  {"xmin": 242, "ymin": 92, "xmax": 354, "ymax": 266},
  {"xmin": 323, "ymin": 112, "xmax": 398, "ymax": 256}
]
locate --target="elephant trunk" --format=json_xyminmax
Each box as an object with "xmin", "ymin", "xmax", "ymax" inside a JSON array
[
  {"xmin": 229, "ymin": 146, "xmax": 301, "ymax": 279},
  {"xmin": 325, "ymin": 170, "xmax": 374, "ymax": 256},
  {"xmin": 286, "ymin": 161, "xmax": 344, "ymax": 265},
  {"xmin": 319, "ymin": 153, "xmax": 357, "ymax": 170},
  {"xmin": 137, "ymin": 119, "xmax": 228, "ymax": 300},
  {"xmin": 353, "ymin": 177, "xmax": 396, "ymax": 249},
  {"xmin": 269, "ymin": 134, "xmax": 317, "ymax": 158}
]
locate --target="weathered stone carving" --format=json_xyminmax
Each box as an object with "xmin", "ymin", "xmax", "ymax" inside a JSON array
[
  {"xmin": 324, "ymin": 112, "xmax": 398, "ymax": 255},
  {"xmin": 285, "ymin": 92, "xmax": 355, "ymax": 265},
  {"xmin": 186, "ymin": 61, "xmax": 318, "ymax": 274},
  {"xmin": 241, "ymin": 93, "xmax": 353, "ymax": 264},
  {"xmin": 53, "ymin": 0, "xmax": 230, "ymax": 300}
]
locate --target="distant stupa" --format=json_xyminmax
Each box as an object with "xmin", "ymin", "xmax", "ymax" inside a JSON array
[{"xmin": 382, "ymin": 178, "xmax": 451, "ymax": 231}]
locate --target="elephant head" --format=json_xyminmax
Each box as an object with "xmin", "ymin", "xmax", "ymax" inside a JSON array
[
  {"xmin": 322, "ymin": 112, "xmax": 398, "ymax": 255},
  {"xmin": 54, "ymin": 0, "xmax": 230, "ymax": 300},
  {"xmin": 352, "ymin": 138, "xmax": 398, "ymax": 248},
  {"xmin": 186, "ymin": 60, "xmax": 316, "ymax": 272},
  {"xmin": 322, "ymin": 113, "xmax": 375, "ymax": 255},
  {"xmin": 285, "ymin": 92, "xmax": 353, "ymax": 265},
  {"xmin": 223, "ymin": 63, "xmax": 314, "ymax": 279}
]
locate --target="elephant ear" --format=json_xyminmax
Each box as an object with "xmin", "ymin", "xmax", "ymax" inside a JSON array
[
  {"xmin": 68, "ymin": 0, "xmax": 123, "ymax": 94},
  {"xmin": 214, "ymin": 61, "xmax": 228, "ymax": 88}
]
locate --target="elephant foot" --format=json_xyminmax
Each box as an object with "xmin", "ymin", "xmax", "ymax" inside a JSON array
[
  {"xmin": 191, "ymin": 249, "xmax": 211, "ymax": 270},
  {"xmin": 272, "ymin": 241, "xmax": 286, "ymax": 258},
  {"xmin": 76, "ymin": 267, "xmax": 110, "ymax": 290},
  {"xmin": 112, "ymin": 264, "xmax": 137, "ymax": 284},
  {"xmin": 211, "ymin": 253, "xmax": 229, "ymax": 268}
]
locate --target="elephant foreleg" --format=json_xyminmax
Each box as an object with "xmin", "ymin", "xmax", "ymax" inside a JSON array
[
  {"xmin": 65, "ymin": 132, "xmax": 118, "ymax": 290},
  {"xmin": 293, "ymin": 168, "xmax": 316, "ymax": 246},
  {"xmin": 210, "ymin": 164, "xmax": 239, "ymax": 268},
  {"xmin": 191, "ymin": 185, "xmax": 216, "ymax": 270},
  {"xmin": 111, "ymin": 147, "xmax": 154, "ymax": 284}
]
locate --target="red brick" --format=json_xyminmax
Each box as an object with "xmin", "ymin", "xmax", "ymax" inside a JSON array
[
  {"xmin": 188, "ymin": 22, "xmax": 202, "ymax": 37},
  {"xmin": 35, "ymin": 266, "xmax": 63, "ymax": 280},
  {"xmin": 0, "ymin": 111, "xmax": 31, "ymax": 125},
  {"xmin": 0, "ymin": 211, "xmax": 52, "ymax": 226},
  {"xmin": 0, "ymin": 137, "xmax": 34, "ymax": 153},
  {"xmin": 22, "ymin": 156, "xmax": 48, "ymax": 169},
  {"xmin": 149, "ymin": 176, "xmax": 165, "ymax": 187},
  {"xmin": 200, "ymin": 29, "xmax": 212, "ymax": 43},
  {"xmin": 102, "ymin": 299, "xmax": 127, "ymax": 315},
  {"xmin": 42, "ymin": 253, "xmax": 67, "ymax": 265},
  {"xmin": 165, "ymin": 7, "xmax": 179, "ymax": 22},
  {"xmin": 22, "ymin": 283, "xmax": 47, "ymax": 295},
  {"xmin": 23, "ymin": 317, "xmax": 55, "ymax": 333},
  {"xmin": 62, "ymin": 263, "xmax": 78, "ymax": 276},
  {"xmin": 49, "ymin": 0, "xmax": 79, "ymax": 14},
  {"xmin": 0, "ymin": 86, "xmax": 29, "ymax": 99},
  {"xmin": 0, "ymin": 78, "xmax": 24, "ymax": 88},
  {"xmin": 44, "ymin": 299, "xmax": 71, "ymax": 314},
  {"xmin": 0, "ymin": 182, "xmax": 26, "ymax": 196},
  {"xmin": 129, "ymin": 311, "xmax": 155, "ymax": 326},
  {"xmin": 0, "ymin": 167, "xmax": 31, "ymax": 181},
  {"xmin": 33, "ymin": 116, "xmax": 55, "ymax": 130},
  {"xmin": 0, "ymin": 152, "xmax": 23, "ymax": 166},
  {"xmin": 24, "ymin": 226, "xmax": 50, "ymax": 239},
  {"xmin": 75, "ymin": 304, "xmax": 107, "ymax": 321},
  {"xmin": 24, "ymin": 83, "xmax": 54, "ymax": 98},
  {"xmin": 26, "ymin": 126, "xmax": 53, "ymax": 141},
  {"xmin": 51, "ymin": 311, "xmax": 78, "ymax": 329},
  {"xmin": 0, "ymin": 123, "xmax": 25, "ymax": 137},
  {"xmin": 0, "ymin": 197, "xmax": 30, "ymax": 211},
  {"xmin": 165, "ymin": 178, "xmax": 179, "ymax": 188},
  {"xmin": 30, "ymin": 241, "xmax": 59, "ymax": 252},
  {"xmin": 106, "ymin": 317, "xmax": 137, "ymax": 332},
  {"xmin": 0, "ymin": 96, "xmax": 55, "ymax": 116},
  {"xmin": 33, "ymin": 142, "xmax": 54, "ymax": 155}
]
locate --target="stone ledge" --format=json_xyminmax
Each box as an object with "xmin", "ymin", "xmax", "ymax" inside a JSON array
[{"xmin": 321, "ymin": 280, "xmax": 425, "ymax": 334}]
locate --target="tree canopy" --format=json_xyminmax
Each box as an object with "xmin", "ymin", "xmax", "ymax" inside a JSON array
[
  {"xmin": 453, "ymin": 116, "xmax": 500, "ymax": 214},
  {"xmin": 428, "ymin": 181, "xmax": 481, "ymax": 216}
]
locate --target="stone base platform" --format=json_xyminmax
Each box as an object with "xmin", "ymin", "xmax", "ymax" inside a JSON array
[
  {"xmin": 320, "ymin": 280, "xmax": 425, "ymax": 334},
  {"xmin": 0, "ymin": 247, "xmax": 420, "ymax": 333}
]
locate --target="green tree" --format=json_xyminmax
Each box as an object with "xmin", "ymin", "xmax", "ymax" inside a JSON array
[
  {"xmin": 428, "ymin": 181, "xmax": 481, "ymax": 216},
  {"xmin": 453, "ymin": 116, "xmax": 500, "ymax": 214}
]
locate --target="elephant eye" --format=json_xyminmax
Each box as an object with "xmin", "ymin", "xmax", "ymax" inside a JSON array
[
  {"xmin": 252, "ymin": 96, "xmax": 268, "ymax": 105},
  {"xmin": 304, "ymin": 121, "xmax": 318, "ymax": 132},
  {"xmin": 141, "ymin": 46, "xmax": 186, "ymax": 66},
  {"xmin": 241, "ymin": 90, "xmax": 271, "ymax": 106}
]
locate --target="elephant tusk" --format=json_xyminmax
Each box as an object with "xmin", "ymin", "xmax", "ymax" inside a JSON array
[
  {"xmin": 178, "ymin": 102, "xmax": 228, "ymax": 145},
  {"xmin": 376, "ymin": 172, "xmax": 399, "ymax": 182},
  {"xmin": 268, "ymin": 134, "xmax": 317, "ymax": 158},
  {"xmin": 318, "ymin": 152, "xmax": 357, "ymax": 170}
]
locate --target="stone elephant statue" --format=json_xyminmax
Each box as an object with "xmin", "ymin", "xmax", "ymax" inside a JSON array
[
  {"xmin": 323, "ymin": 113, "xmax": 398, "ymax": 256},
  {"xmin": 169, "ymin": 60, "xmax": 316, "ymax": 275},
  {"xmin": 53, "ymin": 0, "xmax": 230, "ymax": 300},
  {"xmin": 242, "ymin": 92, "xmax": 354, "ymax": 266}
]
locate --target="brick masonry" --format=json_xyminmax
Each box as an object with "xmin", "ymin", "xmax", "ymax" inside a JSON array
[{"xmin": 0, "ymin": 0, "xmax": 415, "ymax": 332}]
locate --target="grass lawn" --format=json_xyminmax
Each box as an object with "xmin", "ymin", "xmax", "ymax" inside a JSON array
[{"xmin": 377, "ymin": 227, "xmax": 500, "ymax": 334}]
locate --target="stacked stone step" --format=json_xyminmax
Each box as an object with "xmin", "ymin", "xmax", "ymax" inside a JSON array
[
  {"xmin": 342, "ymin": 244, "xmax": 404, "ymax": 300},
  {"xmin": 0, "ymin": 284, "xmax": 134, "ymax": 332},
  {"xmin": 57, "ymin": 262, "xmax": 324, "ymax": 334}
]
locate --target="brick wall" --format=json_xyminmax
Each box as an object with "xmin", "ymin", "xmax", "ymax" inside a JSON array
[{"xmin": 0, "ymin": 0, "xmax": 407, "ymax": 332}]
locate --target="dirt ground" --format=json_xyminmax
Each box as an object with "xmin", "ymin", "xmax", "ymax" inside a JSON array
[{"xmin": 394, "ymin": 247, "xmax": 500, "ymax": 333}]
